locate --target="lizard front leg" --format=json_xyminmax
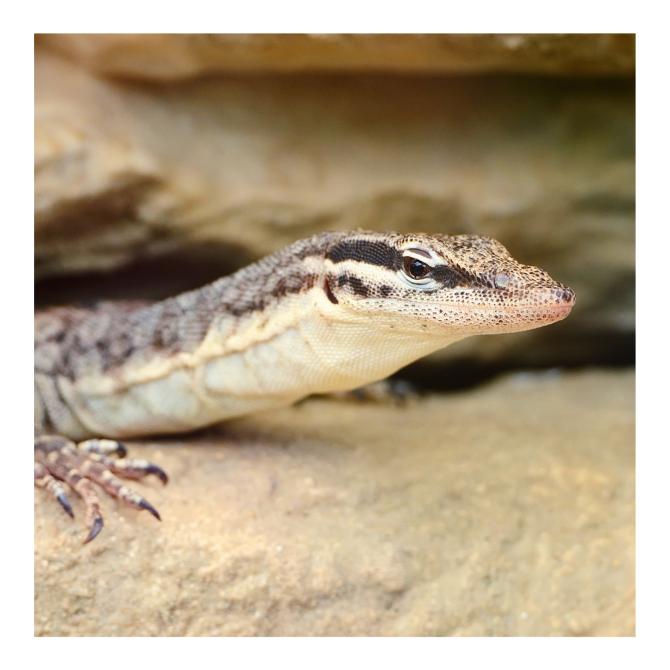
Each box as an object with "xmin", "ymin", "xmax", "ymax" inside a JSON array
[{"xmin": 34, "ymin": 434, "xmax": 167, "ymax": 543}]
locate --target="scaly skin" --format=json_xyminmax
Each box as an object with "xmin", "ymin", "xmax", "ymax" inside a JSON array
[{"xmin": 35, "ymin": 230, "xmax": 575, "ymax": 542}]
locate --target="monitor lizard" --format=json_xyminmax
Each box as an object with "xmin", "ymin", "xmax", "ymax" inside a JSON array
[{"xmin": 34, "ymin": 230, "xmax": 575, "ymax": 543}]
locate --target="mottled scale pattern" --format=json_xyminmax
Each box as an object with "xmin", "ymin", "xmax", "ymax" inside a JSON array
[
  {"xmin": 35, "ymin": 229, "xmax": 575, "ymax": 543},
  {"xmin": 35, "ymin": 230, "xmax": 575, "ymax": 432},
  {"xmin": 35, "ymin": 232, "xmax": 348, "ymax": 383},
  {"xmin": 322, "ymin": 231, "xmax": 574, "ymax": 336}
]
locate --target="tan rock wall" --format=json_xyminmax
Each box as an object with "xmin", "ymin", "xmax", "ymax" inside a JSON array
[
  {"xmin": 37, "ymin": 34, "xmax": 634, "ymax": 78},
  {"xmin": 34, "ymin": 36, "xmax": 635, "ymax": 368}
]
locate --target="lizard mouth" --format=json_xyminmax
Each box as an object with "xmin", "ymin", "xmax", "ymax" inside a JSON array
[
  {"xmin": 472, "ymin": 300, "xmax": 574, "ymax": 319},
  {"xmin": 434, "ymin": 294, "xmax": 575, "ymax": 316},
  {"xmin": 527, "ymin": 303, "xmax": 574, "ymax": 323},
  {"xmin": 475, "ymin": 299, "xmax": 575, "ymax": 332},
  {"xmin": 417, "ymin": 289, "xmax": 576, "ymax": 334},
  {"xmin": 450, "ymin": 285, "xmax": 576, "ymax": 315},
  {"xmin": 543, "ymin": 301, "xmax": 575, "ymax": 314}
]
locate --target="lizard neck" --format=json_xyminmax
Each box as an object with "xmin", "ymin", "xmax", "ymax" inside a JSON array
[
  {"xmin": 196, "ymin": 281, "xmax": 462, "ymax": 399},
  {"xmin": 57, "ymin": 235, "xmax": 463, "ymax": 437},
  {"xmin": 87, "ymin": 257, "xmax": 461, "ymax": 399}
]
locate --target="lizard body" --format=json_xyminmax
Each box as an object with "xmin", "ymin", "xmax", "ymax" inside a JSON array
[{"xmin": 34, "ymin": 230, "xmax": 575, "ymax": 541}]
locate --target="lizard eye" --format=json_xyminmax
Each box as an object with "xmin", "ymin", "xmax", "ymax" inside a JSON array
[{"xmin": 402, "ymin": 256, "xmax": 431, "ymax": 281}]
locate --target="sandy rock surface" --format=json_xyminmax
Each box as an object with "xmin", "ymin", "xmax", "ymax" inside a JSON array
[{"xmin": 35, "ymin": 369, "xmax": 634, "ymax": 636}]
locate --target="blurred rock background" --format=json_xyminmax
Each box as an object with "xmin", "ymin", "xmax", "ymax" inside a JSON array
[{"xmin": 34, "ymin": 34, "xmax": 634, "ymax": 386}]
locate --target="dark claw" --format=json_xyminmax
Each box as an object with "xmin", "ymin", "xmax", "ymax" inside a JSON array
[
  {"xmin": 83, "ymin": 516, "xmax": 104, "ymax": 544},
  {"xmin": 56, "ymin": 492, "xmax": 75, "ymax": 519},
  {"xmin": 147, "ymin": 464, "xmax": 169, "ymax": 485},
  {"xmin": 113, "ymin": 443, "xmax": 128, "ymax": 458},
  {"xmin": 139, "ymin": 499, "xmax": 161, "ymax": 521},
  {"xmin": 388, "ymin": 379, "xmax": 418, "ymax": 404}
]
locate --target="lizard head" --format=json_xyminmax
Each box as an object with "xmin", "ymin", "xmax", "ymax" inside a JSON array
[{"xmin": 323, "ymin": 231, "xmax": 575, "ymax": 337}]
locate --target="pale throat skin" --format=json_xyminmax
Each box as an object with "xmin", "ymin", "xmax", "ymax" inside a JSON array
[{"xmin": 35, "ymin": 230, "xmax": 575, "ymax": 440}]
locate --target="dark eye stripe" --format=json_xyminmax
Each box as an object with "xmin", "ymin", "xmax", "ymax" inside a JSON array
[
  {"xmin": 327, "ymin": 239, "xmax": 401, "ymax": 270},
  {"xmin": 431, "ymin": 265, "xmax": 465, "ymax": 288}
]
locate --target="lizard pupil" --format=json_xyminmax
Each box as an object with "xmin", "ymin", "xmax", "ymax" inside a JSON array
[{"xmin": 403, "ymin": 256, "xmax": 431, "ymax": 280}]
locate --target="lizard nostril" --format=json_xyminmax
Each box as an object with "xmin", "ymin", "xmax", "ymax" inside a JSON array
[
  {"xmin": 561, "ymin": 287, "xmax": 575, "ymax": 303},
  {"xmin": 494, "ymin": 273, "xmax": 510, "ymax": 289}
]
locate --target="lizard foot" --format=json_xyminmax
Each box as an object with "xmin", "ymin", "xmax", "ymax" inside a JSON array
[
  {"xmin": 35, "ymin": 434, "xmax": 167, "ymax": 543},
  {"xmin": 330, "ymin": 379, "xmax": 418, "ymax": 405}
]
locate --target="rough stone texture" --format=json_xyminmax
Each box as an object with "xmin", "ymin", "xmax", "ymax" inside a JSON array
[
  {"xmin": 34, "ymin": 44, "xmax": 634, "ymax": 367},
  {"xmin": 35, "ymin": 369, "xmax": 634, "ymax": 636},
  {"xmin": 37, "ymin": 34, "xmax": 634, "ymax": 79}
]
